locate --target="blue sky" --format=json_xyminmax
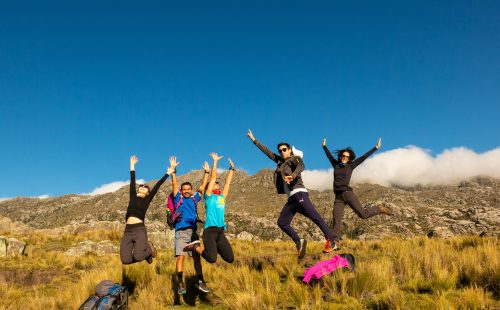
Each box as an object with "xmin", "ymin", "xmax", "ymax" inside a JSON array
[{"xmin": 1, "ymin": 1, "xmax": 499, "ymax": 198}]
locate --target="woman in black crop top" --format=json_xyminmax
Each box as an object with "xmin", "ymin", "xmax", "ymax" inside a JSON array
[
  {"xmin": 322, "ymin": 138, "xmax": 392, "ymax": 251},
  {"xmin": 120, "ymin": 155, "xmax": 174, "ymax": 265}
]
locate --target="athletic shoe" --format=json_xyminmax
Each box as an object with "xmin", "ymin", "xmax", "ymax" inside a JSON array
[
  {"xmin": 178, "ymin": 282, "xmax": 186, "ymax": 295},
  {"xmin": 195, "ymin": 281, "xmax": 210, "ymax": 293},
  {"xmin": 183, "ymin": 240, "xmax": 200, "ymax": 252},
  {"xmin": 296, "ymin": 239, "xmax": 307, "ymax": 259},
  {"xmin": 323, "ymin": 240, "xmax": 335, "ymax": 253},
  {"xmin": 379, "ymin": 204, "xmax": 393, "ymax": 216},
  {"xmin": 149, "ymin": 241, "xmax": 157, "ymax": 258}
]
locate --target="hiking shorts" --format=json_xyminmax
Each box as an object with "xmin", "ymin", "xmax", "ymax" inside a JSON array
[{"xmin": 174, "ymin": 228, "xmax": 200, "ymax": 257}]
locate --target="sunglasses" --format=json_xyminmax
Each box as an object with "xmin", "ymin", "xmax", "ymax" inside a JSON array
[
  {"xmin": 341, "ymin": 155, "xmax": 350, "ymax": 158},
  {"xmin": 139, "ymin": 184, "xmax": 149, "ymax": 189},
  {"xmin": 278, "ymin": 148, "xmax": 288, "ymax": 153}
]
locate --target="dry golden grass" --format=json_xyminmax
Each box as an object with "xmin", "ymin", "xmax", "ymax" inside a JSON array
[{"xmin": 1, "ymin": 233, "xmax": 499, "ymax": 309}]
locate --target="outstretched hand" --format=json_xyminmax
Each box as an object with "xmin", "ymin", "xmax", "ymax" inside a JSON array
[
  {"xmin": 210, "ymin": 152, "xmax": 223, "ymax": 161},
  {"xmin": 130, "ymin": 155, "xmax": 139, "ymax": 165},
  {"xmin": 169, "ymin": 156, "xmax": 180, "ymax": 169},
  {"xmin": 247, "ymin": 129, "xmax": 255, "ymax": 142},
  {"xmin": 167, "ymin": 166, "xmax": 175, "ymax": 175},
  {"xmin": 202, "ymin": 161, "xmax": 210, "ymax": 173},
  {"xmin": 322, "ymin": 139, "xmax": 327, "ymax": 147},
  {"xmin": 375, "ymin": 138, "xmax": 382, "ymax": 149},
  {"xmin": 284, "ymin": 175, "xmax": 294, "ymax": 184},
  {"xmin": 228, "ymin": 158, "xmax": 235, "ymax": 170}
]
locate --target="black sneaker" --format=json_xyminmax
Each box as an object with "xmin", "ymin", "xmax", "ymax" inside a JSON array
[
  {"xmin": 296, "ymin": 239, "xmax": 307, "ymax": 259},
  {"xmin": 195, "ymin": 281, "xmax": 210, "ymax": 293},
  {"xmin": 183, "ymin": 240, "xmax": 200, "ymax": 252}
]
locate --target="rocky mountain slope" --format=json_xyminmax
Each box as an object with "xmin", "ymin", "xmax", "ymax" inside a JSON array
[{"xmin": 1, "ymin": 170, "xmax": 499, "ymax": 241}]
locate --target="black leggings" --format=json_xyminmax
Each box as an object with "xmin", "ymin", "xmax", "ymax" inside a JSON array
[
  {"xmin": 120, "ymin": 223, "xmax": 152, "ymax": 264},
  {"xmin": 201, "ymin": 227, "xmax": 234, "ymax": 264},
  {"xmin": 332, "ymin": 191, "xmax": 382, "ymax": 241}
]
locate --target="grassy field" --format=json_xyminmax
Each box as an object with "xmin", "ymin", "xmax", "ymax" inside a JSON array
[{"xmin": 1, "ymin": 231, "xmax": 499, "ymax": 309}]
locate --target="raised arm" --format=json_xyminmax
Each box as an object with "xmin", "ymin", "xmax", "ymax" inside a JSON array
[
  {"xmin": 351, "ymin": 138, "xmax": 381, "ymax": 169},
  {"xmin": 205, "ymin": 153, "xmax": 223, "ymax": 197},
  {"xmin": 169, "ymin": 156, "xmax": 180, "ymax": 196},
  {"xmin": 198, "ymin": 161, "xmax": 210, "ymax": 193},
  {"xmin": 149, "ymin": 158, "xmax": 176, "ymax": 198},
  {"xmin": 222, "ymin": 159, "xmax": 235, "ymax": 198},
  {"xmin": 322, "ymin": 138, "xmax": 339, "ymax": 167},
  {"xmin": 130, "ymin": 155, "xmax": 138, "ymax": 196},
  {"xmin": 247, "ymin": 129, "xmax": 282, "ymax": 163}
]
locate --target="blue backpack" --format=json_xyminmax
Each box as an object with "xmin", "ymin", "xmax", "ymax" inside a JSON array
[{"xmin": 79, "ymin": 280, "xmax": 128, "ymax": 310}]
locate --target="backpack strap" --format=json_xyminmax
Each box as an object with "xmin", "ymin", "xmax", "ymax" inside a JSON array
[
  {"xmin": 174, "ymin": 195, "xmax": 183, "ymax": 212},
  {"xmin": 172, "ymin": 188, "xmax": 185, "ymax": 212}
]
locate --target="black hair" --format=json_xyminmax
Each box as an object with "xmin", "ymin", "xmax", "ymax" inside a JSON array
[
  {"xmin": 180, "ymin": 182, "xmax": 192, "ymax": 189},
  {"xmin": 205, "ymin": 181, "xmax": 219, "ymax": 191},
  {"xmin": 335, "ymin": 148, "xmax": 356, "ymax": 162},
  {"xmin": 277, "ymin": 142, "xmax": 290, "ymax": 150}
]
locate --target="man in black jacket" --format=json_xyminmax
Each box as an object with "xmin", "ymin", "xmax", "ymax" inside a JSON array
[{"xmin": 247, "ymin": 129, "xmax": 335, "ymax": 258}]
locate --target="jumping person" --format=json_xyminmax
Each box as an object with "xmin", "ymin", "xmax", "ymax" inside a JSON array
[
  {"xmin": 169, "ymin": 157, "xmax": 210, "ymax": 294},
  {"xmin": 247, "ymin": 129, "xmax": 335, "ymax": 258},
  {"xmin": 120, "ymin": 155, "xmax": 174, "ymax": 265},
  {"xmin": 183, "ymin": 153, "xmax": 235, "ymax": 265},
  {"xmin": 322, "ymin": 138, "xmax": 392, "ymax": 251}
]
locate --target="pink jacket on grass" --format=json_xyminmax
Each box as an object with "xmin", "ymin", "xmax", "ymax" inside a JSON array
[{"xmin": 302, "ymin": 256, "xmax": 349, "ymax": 283}]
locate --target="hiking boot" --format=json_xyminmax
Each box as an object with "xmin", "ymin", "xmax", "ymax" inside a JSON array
[
  {"xmin": 149, "ymin": 241, "xmax": 157, "ymax": 258},
  {"xmin": 195, "ymin": 280, "xmax": 210, "ymax": 293},
  {"xmin": 379, "ymin": 204, "xmax": 393, "ymax": 216},
  {"xmin": 177, "ymin": 282, "xmax": 186, "ymax": 295},
  {"xmin": 323, "ymin": 240, "xmax": 335, "ymax": 253},
  {"xmin": 296, "ymin": 239, "xmax": 307, "ymax": 259},
  {"xmin": 183, "ymin": 240, "xmax": 200, "ymax": 252}
]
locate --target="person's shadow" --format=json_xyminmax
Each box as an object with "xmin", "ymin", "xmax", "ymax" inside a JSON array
[
  {"xmin": 121, "ymin": 268, "xmax": 137, "ymax": 295},
  {"xmin": 171, "ymin": 274, "xmax": 211, "ymax": 306}
]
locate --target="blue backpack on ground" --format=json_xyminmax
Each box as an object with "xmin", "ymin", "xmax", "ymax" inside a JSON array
[{"xmin": 78, "ymin": 280, "xmax": 128, "ymax": 310}]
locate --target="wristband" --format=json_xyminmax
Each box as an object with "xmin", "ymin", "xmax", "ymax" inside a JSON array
[{"xmin": 229, "ymin": 168, "xmax": 235, "ymax": 171}]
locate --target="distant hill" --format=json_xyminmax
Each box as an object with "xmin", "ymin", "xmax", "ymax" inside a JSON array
[{"xmin": 1, "ymin": 170, "xmax": 499, "ymax": 240}]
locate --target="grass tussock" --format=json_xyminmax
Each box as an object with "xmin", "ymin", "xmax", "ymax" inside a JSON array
[{"xmin": 1, "ymin": 234, "xmax": 499, "ymax": 309}]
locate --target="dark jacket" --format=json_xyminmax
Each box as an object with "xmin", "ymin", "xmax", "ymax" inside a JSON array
[
  {"xmin": 322, "ymin": 145, "xmax": 377, "ymax": 193},
  {"xmin": 253, "ymin": 140, "xmax": 306, "ymax": 194}
]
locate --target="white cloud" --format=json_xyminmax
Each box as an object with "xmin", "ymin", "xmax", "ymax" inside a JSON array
[
  {"xmin": 0, "ymin": 197, "xmax": 12, "ymax": 203},
  {"xmin": 84, "ymin": 179, "xmax": 145, "ymax": 196},
  {"xmin": 302, "ymin": 146, "xmax": 500, "ymax": 190},
  {"xmin": 37, "ymin": 194, "xmax": 50, "ymax": 199}
]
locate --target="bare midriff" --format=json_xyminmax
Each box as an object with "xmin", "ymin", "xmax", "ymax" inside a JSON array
[{"xmin": 126, "ymin": 216, "xmax": 143, "ymax": 224}]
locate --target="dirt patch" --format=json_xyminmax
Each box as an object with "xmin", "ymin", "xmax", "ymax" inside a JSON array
[{"xmin": 0, "ymin": 268, "xmax": 66, "ymax": 286}]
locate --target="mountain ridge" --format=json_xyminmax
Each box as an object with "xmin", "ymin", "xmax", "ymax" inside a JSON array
[{"xmin": 1, "ymin": 170, "xmax": 499, "ymax": 241}]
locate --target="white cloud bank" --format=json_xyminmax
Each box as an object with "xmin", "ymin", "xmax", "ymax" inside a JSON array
[
  {"xmin": 84, "ymin": 179, "xmax": 145, "ymax": 196},
  {"xmin": 0, "ymin": 194, "xmax": 50, "ymax": 202},
  {"xmin": 303, "ymin": 146, "xmax": 500, "ymax": 191}
]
